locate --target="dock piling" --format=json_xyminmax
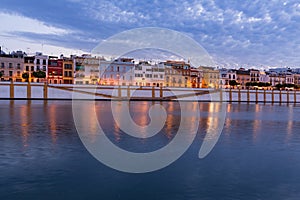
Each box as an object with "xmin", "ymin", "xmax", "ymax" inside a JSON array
[{"xmin": 10, "ymin": 80, "xmax": 14, "ymax": 98}]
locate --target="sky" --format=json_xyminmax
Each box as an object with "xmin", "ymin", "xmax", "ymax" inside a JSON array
[{"xmin": 0, "ymin": 0, "xmax": 299, "ymax": 68}]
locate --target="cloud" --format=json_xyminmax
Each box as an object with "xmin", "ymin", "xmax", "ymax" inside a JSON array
[
  {"xmin": 0, "ymin": 11, "xmax": 90, "ymax": 56},
  {"xmin": 0, "ymin": 0, "xmax": 300, "ymax": 67},
  {"xmin": 0, "ymin": 12, "xmax": 72, "ymax": 36}
]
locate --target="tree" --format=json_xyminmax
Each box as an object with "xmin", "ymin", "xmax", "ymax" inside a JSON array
[
  {"xmin": 0, "ymin": 71, "xmax": 3, "ymax": 78},
  {"xmin": 32, "ymin": 71, "xmax": 46, "ymax": 82},
  {"xmin": 22, "ymin": 72, "xmax": 29, "ymax": 82},
  {"xmin": 275, "ymin": 84, "xmax": 282, "ymax": 90},
  {"xmin": 245, "ymin": 82, "xmax": 251, "ymax": 87},
  {"xmin": 229, "ymin": 80, "xmax": 238, "ymax": 88}
]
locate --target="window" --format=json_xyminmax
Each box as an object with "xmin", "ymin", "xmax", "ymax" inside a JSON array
[
  {"xmin": 9, "ymin": 71, "xmax": 13, "ymax": 76},
  {"xmin": 43, "ymin": 60, "xmax": 46, "ymax": 65},
  {"xmin": 49, "ymin": 61, "xmax": 58, "ymax": 66},
  {"xmin": 117, "ymin": 66, "xmax": 119, "ymax": 72},
  {"xmin": 31, "ymin": 66, "xmax": 34, "ymax": 71},
  {"xmin": 64, "ymin": 64, "xmax": 72, "ymax": 69},
  {"xmin": 135, "ymin": 74, "xmax": 143, "ymax": 77},
  {"xmin": 43, "ymin": 66, "xmax": 46, "ymax": 71},
  {"xmin": 36, "ymin": 59, "xmax": 40, "ymax": 65},
  {"xmin": 76, "ymin": 66, "xmax": 85, "ymax": 71},
  {"xmin": 9, "ymin": 63, "xmax": 12, "ymax": 68},
  {"xmin": 17, "ymin": 64, "xmax": 21, "ymax": 69},
  {"xmin": 17, "ymin": 71, "xmax": 20, "ymax": 76},
  {"xmin": 135, "ymin": 66, "xmax": 142, "ymax": 70},
  {"xmin": 1, "ymin": 63, "xmax": 4, "ymax": 68},
  {"xmin": 37, "ymin": 66, "xmax": 40, "ymax": 71},
  {"xmin": 26, "ymin": 66, "xmax": 29, "ymax": 71},
  {"xmin": 69, "ymin": 71, "xmax": 72, "ymax": 77}
]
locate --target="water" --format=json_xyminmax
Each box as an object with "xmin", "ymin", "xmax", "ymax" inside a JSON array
[{"xmin": 1, "ymin": 101, "xmax": 300, "ymax": 200}]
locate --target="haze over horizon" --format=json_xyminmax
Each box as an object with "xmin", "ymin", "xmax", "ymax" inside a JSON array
[{"xmin": 0, "ymin": 0, "xmax": 299, "ymax": 68}]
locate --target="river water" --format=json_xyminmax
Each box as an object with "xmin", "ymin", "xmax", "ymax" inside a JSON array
[{"xmin": 1, "ymin": 101, "xmax": 300, "ymax": 200}]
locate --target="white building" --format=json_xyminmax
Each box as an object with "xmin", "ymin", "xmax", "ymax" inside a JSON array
[
  {"xmin": 134, "ymin": 61, "xmax": 165, "ymax": 87},
  {"xmin": 74, "ymin": 55, "xmax": 101, "ymax": 85},
  {"xmin": 99, "ymin": 58, "xmax": 135, "ymax": 86},
  {"xmin": 259, "ymin": 71, "xmax": 270, "ymax": 83},
  {"xmin": 219, "ymin": 69, "xmax": 237, "ymax": 88},
  {"xmin": 33, "ymin": 52, "xmax": 48, "ymax": 82}
]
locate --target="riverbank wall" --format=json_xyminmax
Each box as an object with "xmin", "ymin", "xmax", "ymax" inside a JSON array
[{"xmin": 1, "ymin": 82, "xmax": 299, "ymax": 103}]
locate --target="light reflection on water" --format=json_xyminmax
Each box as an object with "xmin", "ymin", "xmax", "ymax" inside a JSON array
[{"xmin": 0, "ymin": 101, "xmax": 300, "ymax": 200}]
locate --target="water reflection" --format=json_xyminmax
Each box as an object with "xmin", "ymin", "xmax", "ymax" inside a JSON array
[
  {"xmin": 2, "ymin": 101, "xmax": 300, "ymax": 199},
  {"xmin": 199, "ymin": 102, "xmax": 226, "ymax": 158},
  {"xmin": 252, "ymin": 104, "xmax": 262, "ymax": 141},
  {"xmin": 20, "ymin": 101, "xmax": 31, "ymax": 148},
  {"xmin": 286, "ymin": 105, "xmax": 294, "ymax": 141},
  {"xmin": 48, "ymin": 104, "xmax": 57, "ymax": 143}
]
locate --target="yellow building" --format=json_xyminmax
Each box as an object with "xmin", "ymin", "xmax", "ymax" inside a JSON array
[
  {"xmin": 62, "ymin": 57, "xmax": 74, "ymax": 84},
  {"xmin": 163, "ymin": 61, "xmax": 191, "ymax": 88},
  {"xmin": 198, "ymin": 66, "xmax": 220, "ymax": 88}
]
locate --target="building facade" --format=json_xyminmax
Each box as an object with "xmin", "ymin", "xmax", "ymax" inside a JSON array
[
  {"xmin": 164, "ymin": 61, "xmax": 191, "ymax": 87},
  {"xmin": 24, "ymin": 56, "xmax": 35, "ymax": 82},
  {"xmin": 236, "ymin": 68, "xmax": 250, "ymax": 89},
  {"xmin": 48, "ymin": 56, "xmax": 63, "ymax": 84},
  {"xmin": 199, "ymin": 66, "xmax": 220, "ymax": 88},
  {"xmin": 250, "ymin": 69, "xmax": 260, "ymax": 82},
  {"xmin": 99, "ymin": 58, "xmax": 134, "ymax": 86},
  {"xmin": 190, "ymin": 68, "xmax": 202, "ymax": 88},
  {"xmin": 33, "ymin": 52, "xmax": 48, "ymax": 83},
  {"xmin": 74, "ymin": 55, "xmax": 101, "ymax": 85},
  {"xmin": 0, "ymin": 52, "xmax": 24, "ymax": 82},
  {"xmin": 133, "ymin": 61, "xmax": 164, "ymax": 87},
  {"xmin": 62, "ymin": 57, "xmax": 74, "ymax": 84}
]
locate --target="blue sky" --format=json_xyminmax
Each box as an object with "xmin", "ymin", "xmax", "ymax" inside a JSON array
[{"xmin": 0, "ymin": 0, "xmax": 299, "ymax": 68}]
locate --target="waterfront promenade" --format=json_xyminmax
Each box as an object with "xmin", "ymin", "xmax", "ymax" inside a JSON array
[{"xmin": 0, "ymin": 82, "xmax": 299, "ymax": 103}]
